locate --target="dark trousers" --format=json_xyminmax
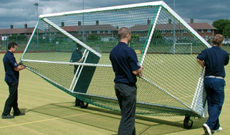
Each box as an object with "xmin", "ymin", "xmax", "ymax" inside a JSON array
[
  {"xmin": 2, "ymin": 82, "xmax": 20, "ymax": 115},
  {"xmin": 115, "ymin": 83, "xmax": 137, "ymax": 135},
  {"xmin": 204, "ymin": 78, "xmax": 225, "ymax": 130}
]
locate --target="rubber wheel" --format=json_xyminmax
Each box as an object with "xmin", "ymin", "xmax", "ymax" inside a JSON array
[
  {"xmin": 79, "ymin": 101, "xmax": 89, "ymax": 108},
  {"xmin": 75, "ymin": 98, "xmax": 80, "ymax": 106},
  {"xmin": 183, "ymin": 115, "xmax": 193, "ymax": 129}
]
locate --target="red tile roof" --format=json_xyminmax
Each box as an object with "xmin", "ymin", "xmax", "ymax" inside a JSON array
[
  {"xmin": 0, "ymin": 22, "xmax": 216, "ymax": 35},
  {"xmin": 62, "ymin": 26, "xmax": 78, "ymax": 31},
  {"xmin": 130, "ymin": 23, "xmax": 216, "ymax": 31},
  {"xmin": 188, "ymin": 23, "xmax": 216, "ymax": 30},
  {"xmin": 0, "ymin": 28, "xmax": 35, "ymax": 35},
  {"xmin": 77, "ymin": 24, "xmax": 117, "ymax": 31}
]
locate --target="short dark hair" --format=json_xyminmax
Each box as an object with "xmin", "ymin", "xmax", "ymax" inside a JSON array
[
  {"xmin": 118, "ymin": 27, "xmax": 130, "ymax": 39},
  {"xmin": 8, "ymin": 42, "xmax": 18, "ymax": 50},
  {"xmin": 76, "ymin": 43, "xmax": 82, "ymax": 50}
]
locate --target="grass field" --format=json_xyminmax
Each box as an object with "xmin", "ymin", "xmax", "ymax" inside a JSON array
[{"xmin": 0, "ymin": 53, "xmax": 230, "ymax": 135}]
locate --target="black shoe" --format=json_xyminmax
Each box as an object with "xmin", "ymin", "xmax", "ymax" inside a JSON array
[
  {"xmin": 14, "ymin": 112, "xmax": 25, "ymax": 116},
  {"xmin": 2, "ymin": 114, "xmax": 14, "ymax": 119}
]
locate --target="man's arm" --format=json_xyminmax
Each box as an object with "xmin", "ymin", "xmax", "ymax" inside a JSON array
[
  {"xmin": 197, "ymin": 59, "xmax": 205, "ymax": 68},
  {"xmin": 14, "ymin": 65, "xmax": 26, "ymax": 71},
  {"xmin": 132, "ymin": 66, "xmax": 144, "ymax": 77},
  {"xmin": 77, "ymin": 58, "xmax": 83, "ymax": 63}
]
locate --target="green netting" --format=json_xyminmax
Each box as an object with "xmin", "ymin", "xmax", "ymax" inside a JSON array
[{"xmin": 21, "ymin": 2, "xmax": 208, "ymax": 117}]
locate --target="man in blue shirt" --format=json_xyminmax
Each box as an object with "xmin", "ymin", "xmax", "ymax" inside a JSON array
[
  {"xmin": 197, "ymin": 34, "xmax": 229, "ymax": 135},
  {"xmin": 110, "ymin": 27, "xmax": 143, "ymax": 135},
  {"xmin": 2, "ymin": 42, "xmax": 26, "ymax": 119},
  {"xmin": 70, "ymin": 43, "xmax": 84, "ymax": 106},
  {"xmin": 70, "ymin": 43, "xmax": 83, "ymax": 74}
]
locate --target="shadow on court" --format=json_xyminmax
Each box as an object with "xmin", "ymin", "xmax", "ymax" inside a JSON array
[{"xmin": 28, "ymin": 102, "xmax": 206, "ymax": 135}]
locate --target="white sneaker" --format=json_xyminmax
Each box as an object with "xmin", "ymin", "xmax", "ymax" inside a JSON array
[
  {"xmin": 203, "ymin": 123, "xmax": 212, "ymax": 135},
  {"xmin": 212, "ymin": 127, "xmax": 223, "ymax": 134}
]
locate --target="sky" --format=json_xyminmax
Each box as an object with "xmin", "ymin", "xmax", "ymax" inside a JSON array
[{"xmin": 0, "ymin": 0, "xmax": 229, "ymax": 29}]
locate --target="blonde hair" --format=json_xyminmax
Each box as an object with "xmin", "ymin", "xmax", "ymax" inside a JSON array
[
  {"xmin": 118, "ymin": 27, "xmax": 130, "ymax": 39},
  {"xmin": 211, "ymin": 34, "xmax": 224, "ymax": 46}
]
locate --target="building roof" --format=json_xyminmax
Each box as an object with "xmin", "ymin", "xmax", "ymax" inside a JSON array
[
  {"xmin": 24, "ymin": 28, "xmax": 35, "ymax": 33},
  {"xmin": 0, "ymin": 27, "xmax": 35, "ymax": 35},
  {"xmin": 188, "ymin": 23, "xmax": 216, "ymax": 30},
  {"xmin": 0, "ymin": 22, "xmax": 216, "ymax": 35},
  {"xmin": 61, "ymin": 26, "xmax": 78, "ymax": 32},
  {"xmin": 41, "ymin": 24, "xmax": 117, "ymax": 33},
  {"xmin": 130, "ymin": 22, "xmax": 216, "ymax": 31},
  {"xmin": 130, "ymin": 24, "xmax": 150, "ymax": 31},
  {"xmin": 77, "ymin": 24, "xmax": 118, "ymax": 31}
]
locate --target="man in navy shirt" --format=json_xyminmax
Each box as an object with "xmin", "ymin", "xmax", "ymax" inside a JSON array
[
  {"xmin": 2, "ymin": 42, "xmax": 26, "ymax": 119},
  {"xmin": 70, "ymin": 43, "xmax": 83, "ymax": 74},
  {"xmin": 197, "ymin": 34, "xmax": 229, "ymax": 135},
  {"xmin": 70, "ymin": 43, "xmax": 84, "ymax": 106},
  {"xmin": 110, "ymin": 27, "xmax": 143, "ymax": 135}
]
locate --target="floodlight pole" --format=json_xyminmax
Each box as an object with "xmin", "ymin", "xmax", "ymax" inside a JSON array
[
  {"xmin": 34, "ymin": 3, "xmax": 39, "ymax": 50},
  {"xmin": 174, "ymin": 0, "xmax": 175, "ymax": 10},
  {"xmin": 82, "ymin": 0, "xmax": 85, "ymax": 41}
]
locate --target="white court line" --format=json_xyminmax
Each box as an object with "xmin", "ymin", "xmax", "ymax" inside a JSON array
[{"xmin": 0, "ymin": 112, "xmax": 90, "ymax": 129}]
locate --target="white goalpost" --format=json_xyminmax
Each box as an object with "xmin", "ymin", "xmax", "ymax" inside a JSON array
[
  {"xmin": 174, "ymin": 43, "xmax": 193, "ymax": 54},
  {"xmin": 21, "ymin": 1, "xmax": 211, "ymax": 129}
]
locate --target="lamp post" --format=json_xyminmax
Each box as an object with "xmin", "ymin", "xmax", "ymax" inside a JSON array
[
  {"xmin": 34, "ymin": 3, "xmax": 39, "ymax": 18},
  {"xmin": 173, "ymin": 0, "xmax": 175, "ymax": 10},
  {"xmin": 82, "ymin": 0, "xmax": 85, "ymax": 41},
  {"xmin": 34, "ymin": 3, "xmax": 39, "ymax": 50}
]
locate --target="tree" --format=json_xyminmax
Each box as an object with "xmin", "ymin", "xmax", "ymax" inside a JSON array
[
  {"xmin": 131, "ymin": 34, "xmax": 139, "ymax": 42},
  {"xmin": 212, "ymin": 19, "xmax": 230, "ymax": 34},
  {"xmin": 223, "ymin": 25, "xmax": 230, "ymax": 38},
  {"xmin": 87, "ymin": 34, "xmax": 100, "ymax": 41}
]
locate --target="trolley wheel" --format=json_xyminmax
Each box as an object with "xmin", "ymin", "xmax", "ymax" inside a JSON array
[
  {"xmin": 183, "ymin": 115, "xmax": 193, "ymax": 129},
  {"xmin": 79, "ymin": 100, "xmax": 89, "ymax": 108},
  {"xmin": 75, "ymin": 98, "xmax": 80, "ymax": 106}
]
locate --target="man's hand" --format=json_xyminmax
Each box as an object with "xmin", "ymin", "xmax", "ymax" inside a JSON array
[
  {"xmin": 197, "ymin": 59, "xmax": 205, "ymax": 68},
  {"xmin": 133, "ymin": 66, "xmax": 144, "ymax": 77},
  {"xmin": 14, "ymin": 65, "xmax": 26, "ymax": 71}
]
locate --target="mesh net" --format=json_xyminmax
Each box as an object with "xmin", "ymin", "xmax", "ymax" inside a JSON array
[{"xmin": 21, "ymin": 2, "xmax": 208, "ymax": 117}]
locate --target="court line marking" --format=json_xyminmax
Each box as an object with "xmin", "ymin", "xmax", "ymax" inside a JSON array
[{"xmin": 0, "ymin": 112, "xmax": 90, "ymax": 129}]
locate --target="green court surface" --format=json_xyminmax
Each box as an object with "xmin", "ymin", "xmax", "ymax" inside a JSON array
[{"xmin": 0, "ymin": 53, "xmax": 230, "ymax": 135}]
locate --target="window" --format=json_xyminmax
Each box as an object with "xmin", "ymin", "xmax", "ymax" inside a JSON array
[
  {"xmin": 108, "ymin": 30, "xmax": 111, "ymax": 34},
  {"xmin": 89, "ymin": 31, "xmax": 92, "ymax": 34},
  {"xmin": 97, "ymin": 31, "xmax": 100, "ymax": 34},
  {"xmin": 207, "ymin": 29, "xmax": 211, "ymax": 33},
  {"xmin": 201, "ymin": 29, "xmax": 204, "ymax": 33}
]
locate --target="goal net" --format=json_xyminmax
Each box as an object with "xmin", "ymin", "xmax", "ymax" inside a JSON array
[
  {"xmin": 174, "ymin": 43, "xmax": 193, "ymax": 54},
  {"xmin": 21, "ymin": 1, "xmax": 210, "ymax": 117}
]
